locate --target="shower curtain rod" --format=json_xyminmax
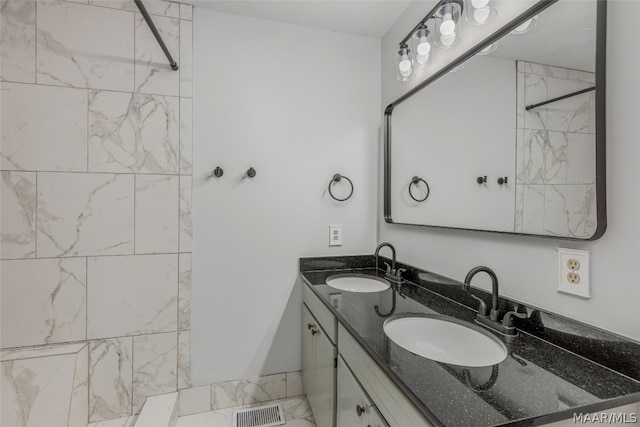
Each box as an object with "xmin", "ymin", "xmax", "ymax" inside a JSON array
[
  {"xmin": 134, "ymin": 0, "xmax": 179, "ymax": 71},
  {"xmin": 525, "ymin": 86, "xmax": 595, "ymax": 111}
]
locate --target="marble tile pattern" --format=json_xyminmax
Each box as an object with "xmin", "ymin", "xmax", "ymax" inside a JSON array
[
  {"xmin": 211, "ymin": 373, "xmax": 287, "ymax": 410},
  {"xmin": 0, "ymin": 0, "xmax": 36, "ymax": 83},
  {"xmin": 37, "ymin": 1, "xmax": 135, "ymax": 91},
  {"xmin": 179, "ymin": 253, "xmax": 191, "ymax": 331},
  {"xmin": 135, "ymin": 13, "xmax": 180, "ymax": 96},
  {"xmin": 89, "ymin": 338, "xmax": 133, "ymax": 422},
  {"xmin": 1, "ymin": 258, "xmax": 86, "ymax": 348},
  {"xmin": 86, "ymin": 416, "xmax": 138, "ymax": 427},
  {"xmin": 36, "ymin": 172, "xmax": 135, "ymax": 257},
  {"xmin": 180, "ymin": 97, "xmax": 193, "ymax": 174},
  {"xmin": 88, "ymin": 90, "xmax": 180, "ymax": 174},
  {"xmin": 1, "ymin": 171, "xmax": 36, "ymax": 259},
  {"xmin": 87, "ymin": 254, "xmax": 178, "ymax": 339},
  {"xmin": 514, "ymin": 61, "xmax": 596, "ymax": 238},
  {"xmin": 1, "ymin": 82, "xmax": 88, "ymax": 172},
  {"xmin": 286, "ymin": 371, "xmax": 304, "ymax": 397},
  {"xmin": 0, "ymin": 1, "xmax": 193, "ymax": 424},
  {"xmin": 180, "ymin": 20, "xmax": 193, "ymax": 98},
  {"xmin": 1, "ymin": 343, "xmax": 88, "ymax": 427},
  {"xmin": 89, "ymin": 0, "xmax": 180, "ymax": 18},
  {"xmin": 179, "ymin": 176, "xmax": 193, "ymax": 252},
  {"xmin": 178, "ymin": 331, "xmax": 191, "ymax": 389},
  {"xmin": 179, "ymin": 385, "xmax": 212, "ymax": 416},
  {"xmin": 135, "ymin": 174, "xmax": 179, "ymax": 254},
  {"xmin": 132, "ymin": 332, "xmax": 178, "ymax": 413}
]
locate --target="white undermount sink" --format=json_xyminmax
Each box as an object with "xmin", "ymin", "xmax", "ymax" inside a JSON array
[
  {"xmin": 383, "ymin": 314, "xmax": 508, "ymax": 367},
  {"xmin": 325, "ymin": 274, "xmax": 390, "ymax": 293}
]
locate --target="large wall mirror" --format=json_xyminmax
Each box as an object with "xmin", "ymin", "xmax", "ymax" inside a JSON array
[{"xmin": 384, "ymin": 0, "xmax": 606, "ymax": 240}]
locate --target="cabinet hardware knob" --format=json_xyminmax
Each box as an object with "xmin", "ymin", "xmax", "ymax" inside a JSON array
[
  {"xmin": 311, "ymin": 328, "xmax": 319, "ymax": 335},
  {"xmin": 247, "ymin": 167, "xmax": 256, "ymax": 178},
  {"xmin": 307, "ymin": 323, "xmax": 314, "ymax": 330},
  {"xmin": 356, "ymin": 404, "xmax": 365, "ymax": 416},
  {"xmin": 497, "ymin": 176, "xmax": 508, "ymax": 185},
  {"xmin": 477, "ymin": 176, "xmax": 487, "ymax": 184}
]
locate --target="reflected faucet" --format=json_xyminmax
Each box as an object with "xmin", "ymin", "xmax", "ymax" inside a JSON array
[{"xmin": 375, "ymin": 243, "xmax": 405, "ymax": 284}]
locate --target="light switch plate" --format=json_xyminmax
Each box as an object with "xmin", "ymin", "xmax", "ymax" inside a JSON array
[{"xmin": 557, "ymin": 248, "xmax": 591, "ymax": 298}]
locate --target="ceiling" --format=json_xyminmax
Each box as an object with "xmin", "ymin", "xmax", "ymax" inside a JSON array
[{"xmin": 186, "ymin": 0, "xmax": 413, "ymax": 38}]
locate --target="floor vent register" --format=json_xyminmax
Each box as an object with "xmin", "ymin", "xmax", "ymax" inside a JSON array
[{"xmin": 232, "ymin": 402, "xmax": 286, "ymax": 427}]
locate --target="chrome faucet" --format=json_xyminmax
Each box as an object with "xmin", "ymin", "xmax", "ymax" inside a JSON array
[
  {"xmin": 464, "ymin": 266, "xmax": 526, "ymax": 335},
  {"xmin": 375, "ymin": 243, "xmax": 405, "ymax": 284}
]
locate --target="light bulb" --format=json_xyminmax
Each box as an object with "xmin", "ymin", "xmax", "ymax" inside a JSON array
[
  {"xmin": 471, "ymin": 0, "xmax": 489, "ymax": 8},
  {"xmin": 417, "ymin": 37, "xmax": 431, "ymax": 57},
  {"xmin": 440, "ymin": 13, "xmax": 456, "ymax": 36},
  {"xmin": 398, "ymin": 54, "xmax": 412, "ymax": 77},
  {"xmin": 473, "ymin": 6, "xmax": 490, "ymax": 23},
  {"xmin": 440, "ymin": 32, "xmax": 456, "ymax": 47}
]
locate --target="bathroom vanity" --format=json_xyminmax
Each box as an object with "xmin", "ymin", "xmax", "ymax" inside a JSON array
[{"xmin": 299, "ymin": 255, "xmax": 640, "ymax": 427}]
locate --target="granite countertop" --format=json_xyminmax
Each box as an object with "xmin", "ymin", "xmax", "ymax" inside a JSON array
[{"xmin": 299, "ymin": 255, "xmax": 640, "ymax": 427}]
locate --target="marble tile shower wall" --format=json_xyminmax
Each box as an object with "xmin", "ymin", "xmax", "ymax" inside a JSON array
[
  {"xmin": 0, "ymin": 0, "xmax": 193, "ymax": 423},
  {"xmin": 514, "ymin": 60, "xmax": 596, "ymax": 238}
]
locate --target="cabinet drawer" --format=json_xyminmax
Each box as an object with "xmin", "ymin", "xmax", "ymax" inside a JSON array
[
  {"xmin": 303, "ymin": 284, "xmax": 337, "ymax": 345},
  {"xmin": 338, "ymin": 324, "xmax": 433, "ymax": 427}
]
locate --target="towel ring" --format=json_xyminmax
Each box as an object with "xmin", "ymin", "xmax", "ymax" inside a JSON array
[
  {"xmin": 328, "ymin": 174, "xmax": 354, "ymax": 202},
  {"xmin": 409, "ymin": 176, "xmax": 430, "ymax": 202}
]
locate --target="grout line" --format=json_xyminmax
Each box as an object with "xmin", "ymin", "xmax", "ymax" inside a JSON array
[
  {"xmin": 86, "ymin": 255, "xmax": 90, "ymax": 424},
  {"xmin": 34, "ymin": 172, "xmax": 38, "ymax": 257},
  {"xmin": 133, "ymin": 174, "xmax": 136, "ymax": 255},
  {"xmin": 0, "ymin": 251, "xmax": 193, "ymax": 262},
  {"xmin": 0, "ymin": 78, "xmax": 188, "ymax": 99},
  {"xmin": 86, "ymin": 89, "xmax": 90, "ymax": 173},
  {"xmin": 34, "ymin": 0, "xmax": 38, "ymax": 83},
  {"xmin": 0, "ymin": 169, "xmax": 186, "ymax": 176}
]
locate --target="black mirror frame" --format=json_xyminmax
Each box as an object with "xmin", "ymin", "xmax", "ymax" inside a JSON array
[{"xmin": 383, "ymin": 0, "xmax": 607, "ymax": 241}]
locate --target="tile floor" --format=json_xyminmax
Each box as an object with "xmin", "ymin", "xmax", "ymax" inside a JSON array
[{"xmin": 177, "ymin": 396, "xmax": 316, "ymax": 427}]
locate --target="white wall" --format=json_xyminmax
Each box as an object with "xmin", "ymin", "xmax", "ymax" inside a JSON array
[
  {"xmin": 192, "ymin": 10, "xmax": 380, "ymax": 384},
  {"xmin": 380, "ymin": 1, "xmax": 640, "ymax": 340},
  {"xmin": 391, "ymin": 55, "xmax": 516, "ymax": 231}
]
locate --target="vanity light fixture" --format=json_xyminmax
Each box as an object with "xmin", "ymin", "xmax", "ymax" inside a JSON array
[
  {"xmin": 435, "ymin": 0, "xmax": 463, "ymax": 48},
  {"xmin": 395, "ymin": 0, "xmax": 504, "ymax": 82},
  {"xmin": 466, "ymin": 0, "xmax": 496, "ymax": 26},
  {"xmin": 397, "ymin": 43, "xmax": 414, "ymax": 81},
  {"xmin": 413, "ymin": 23, "xmax": 434, "ymax": 66}
]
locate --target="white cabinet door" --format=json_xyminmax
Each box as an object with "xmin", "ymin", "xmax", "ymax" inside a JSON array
[
  {"xmin": 337, "ymin": 356, "xmax": 389, "ymax": 427},
  {"xmin": 303, "ymin": 304, "xmax": 337, "ymax": 427},
  {"xmin": 302, "ymin": 306, "xmax": 316, "ymax": 411},
  {"xmin": 368, "ymin": 406, "xmax": 390, "ymax": 427}
]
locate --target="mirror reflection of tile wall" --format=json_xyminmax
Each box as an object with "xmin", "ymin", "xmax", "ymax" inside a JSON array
[{"xmin": 515, "ymin": 60, "xmax": 596, "ymax": 238}]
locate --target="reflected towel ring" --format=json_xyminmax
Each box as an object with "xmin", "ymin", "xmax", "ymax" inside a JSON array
[
  {"xmin": 409, "ymin": 176, "xmax": 430, "ymax": 202},
  {"xmin": 328, "ymin": 174, "xmax": 354, "ymax": 202}
]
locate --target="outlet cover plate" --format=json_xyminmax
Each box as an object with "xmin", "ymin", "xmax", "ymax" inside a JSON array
[
  {"xmin": 329, "ymin": 225, "xmax": 342, "ymax": 246},
  {"xmin": 557, "ymin": 248, "xmax": 591, "ymax": 298}
]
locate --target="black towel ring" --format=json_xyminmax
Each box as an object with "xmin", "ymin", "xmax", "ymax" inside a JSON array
[
  {"xmin": 409, "ymin": 176, "xmax": 430, "ymax": 202},
  {"xmin": 328, "ymin": 174, "xmax": 354, "ymax": 202}
]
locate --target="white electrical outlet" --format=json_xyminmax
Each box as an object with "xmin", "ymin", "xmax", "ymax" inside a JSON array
[
  {"xmin": 557, "ymin": 248, "xmax": 591, "ymax": 298},
  {"xmin": 329, "ymin": 225, "xmax": 342, "ymax": 246}
]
